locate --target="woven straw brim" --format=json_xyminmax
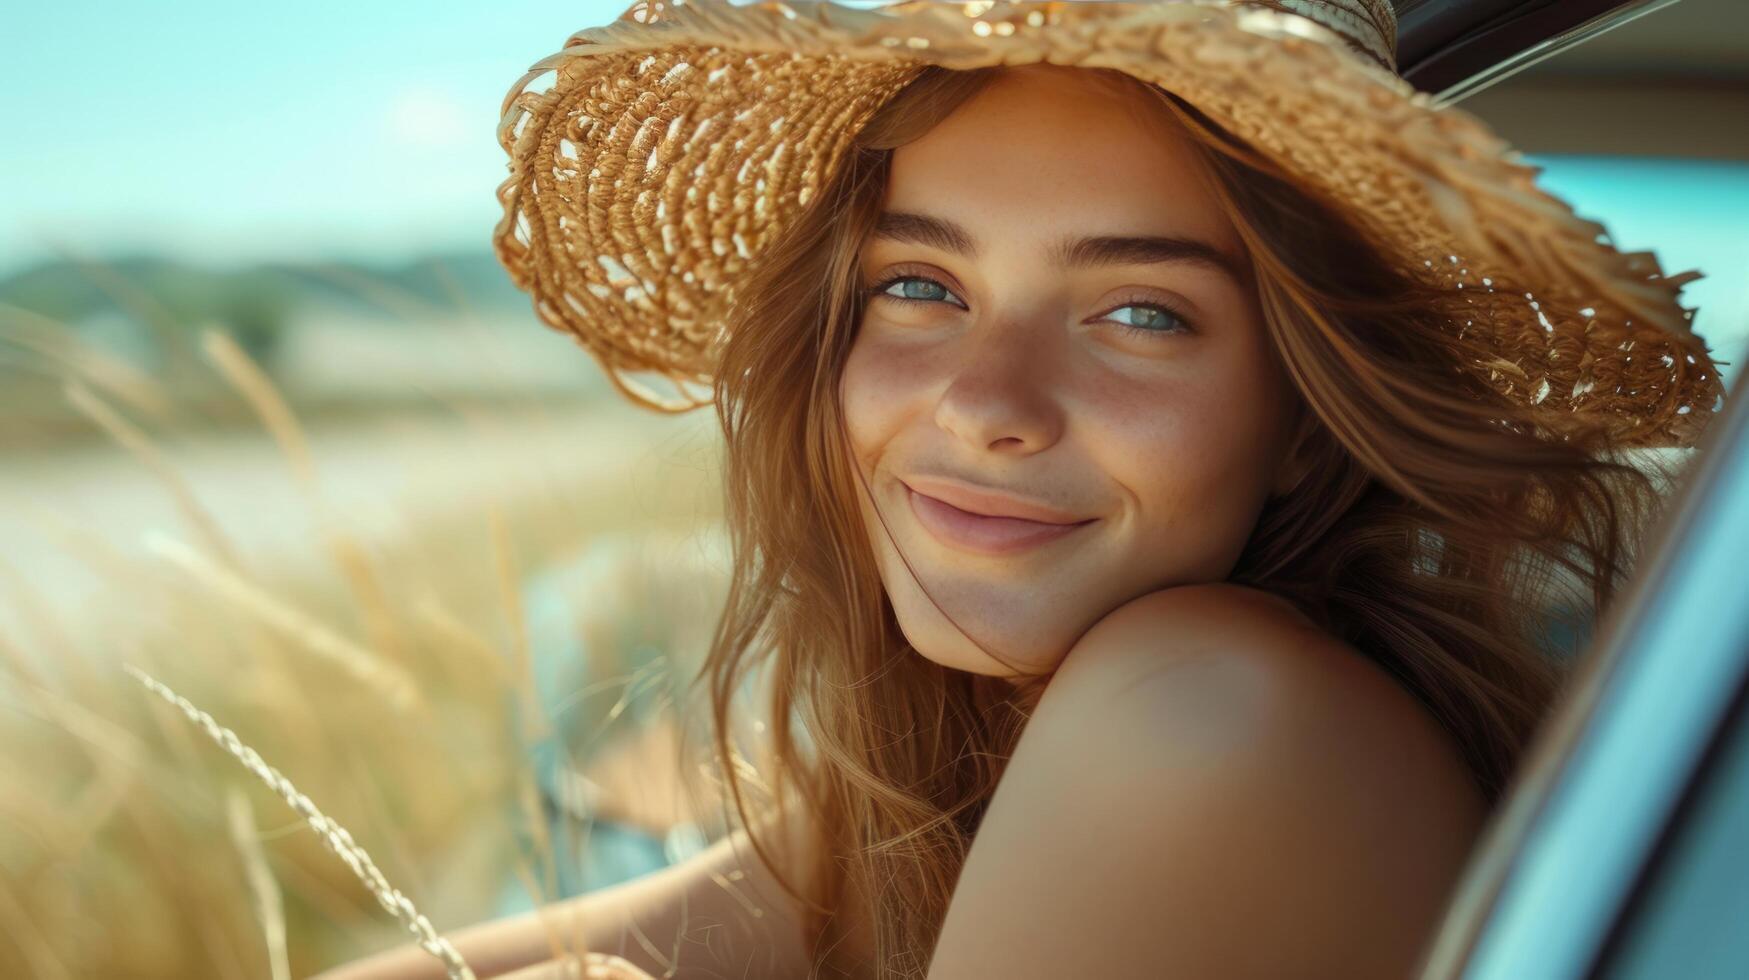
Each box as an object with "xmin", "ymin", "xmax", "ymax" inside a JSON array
[{"xmin": 493, "ymin": 0, "xmax": 1726, "ymax": 448}]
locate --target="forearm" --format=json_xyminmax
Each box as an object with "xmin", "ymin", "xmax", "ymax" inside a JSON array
[
  {"xmin": 308, "ymin": 873, "xmax": 656, "ymax": 980},
  {"xmin": 312, "ymin": 827, "xmax": 813, "ymax": 980}
]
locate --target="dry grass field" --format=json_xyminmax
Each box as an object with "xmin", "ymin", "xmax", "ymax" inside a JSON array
[{"xmin": 0, "ymin": 309, "xmax": 737, "ymax": 978}]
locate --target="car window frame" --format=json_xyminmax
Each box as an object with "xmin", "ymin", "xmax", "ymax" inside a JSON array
[{"xmin": 1399, "ymin": 0, "xmax": 1689, "ymax": 104}]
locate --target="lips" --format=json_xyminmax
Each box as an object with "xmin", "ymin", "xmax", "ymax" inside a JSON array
[
  {"xmin": 904, "ymin": 482, "xmax": 1095, "ymax": 556},
  {"xmin": 900, "ymin": 475, "xmax": 1088, "ymax": 524}
]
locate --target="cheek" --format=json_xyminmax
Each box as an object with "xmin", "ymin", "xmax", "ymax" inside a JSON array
[
  {"xmin": 1090, "ymin": 381, "xmax": 1222, "ymax": 505},
  {"xmin": 1092, "ymin": 351, "xmax": 1290, "ymax": 555},
  {"xmin": 839, "ymin": 335, "xmax": 921, "ymax": 463}
]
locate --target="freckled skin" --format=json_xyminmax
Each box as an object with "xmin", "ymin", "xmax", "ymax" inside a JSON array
[{"xmin": 839, "ymin": 64, "xmax": 1307, "ymax": 683}]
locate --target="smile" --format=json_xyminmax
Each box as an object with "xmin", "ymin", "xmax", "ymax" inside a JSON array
[{"xmin": 905, "ymin": 484, "xmax": 1096, "ymax": 556}]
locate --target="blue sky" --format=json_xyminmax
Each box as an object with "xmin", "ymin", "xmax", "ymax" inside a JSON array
[
  {"xmin": 3, "ymin": 1, "xmax": 623, "ymax": 271},
  {"xmin": 4, "ymin": 2, "xmax": 1745, "ymax": 374}
]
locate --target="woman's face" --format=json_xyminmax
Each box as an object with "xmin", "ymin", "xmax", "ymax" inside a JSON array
[{"xmin": 840, "ymin": 65, "xmax": 1304, "ymax": 683}]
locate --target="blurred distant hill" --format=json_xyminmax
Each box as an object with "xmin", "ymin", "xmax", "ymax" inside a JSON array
[
  {"xmin": 0, "ymin": 251, "xmax": 624, "ymax": 448},
  {"xmin": 0, "ymin": 249, "xmax": 530, "ymax": 333}
]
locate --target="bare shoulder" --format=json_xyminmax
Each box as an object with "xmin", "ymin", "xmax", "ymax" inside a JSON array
[
  {"xmin": 1057, "ymin": 582, "xmax": 1483, "ymax": 811},
  {"xmin": 924, "ymin": 583, "xmax": 1489, "ymax": 980},
  {"xmin": 1059, "ymin": 581, "xmax": 1326, "ymax": 676}
]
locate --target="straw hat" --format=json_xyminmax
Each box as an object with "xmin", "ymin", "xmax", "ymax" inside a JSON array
[{"xmin": 491, "ymin": 0, "xmax": 1725, "ymax": 448}]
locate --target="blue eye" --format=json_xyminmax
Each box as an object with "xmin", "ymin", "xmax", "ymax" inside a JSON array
[
  {"xmin": 868, "ymin": 274, "xmax": 966, "ymax": 309},
  {"xmin": 863, "ymin": 274, "xmax": 1194, "ymax": 339}
]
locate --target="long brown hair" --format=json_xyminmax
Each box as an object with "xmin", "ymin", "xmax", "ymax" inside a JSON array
[{"xmin": 680, "ymin": 64, "xmax": 1679, "ymax": 979}]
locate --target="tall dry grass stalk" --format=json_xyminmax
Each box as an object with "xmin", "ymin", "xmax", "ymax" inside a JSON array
[
  {"xmin": 140, "ymin": 530, "xmax": 419, "ymax": 711},
  {"xmin": 225, "ymin": 787, "xmax": 292, "ymax": 980},
  {"xmin": 123, "ymin": 664, "xmax": 480, "ymax": 980}
]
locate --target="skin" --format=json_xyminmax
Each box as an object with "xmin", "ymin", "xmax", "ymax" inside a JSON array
[{"xmin": 840, "ymin": 63, "xmax": 1311, "ymax": 684}]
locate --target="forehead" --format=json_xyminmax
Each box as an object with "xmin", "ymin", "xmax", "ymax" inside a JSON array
[{"xmin": 879, "ymin": 65, "xmax": 1238, "ymax": 254}]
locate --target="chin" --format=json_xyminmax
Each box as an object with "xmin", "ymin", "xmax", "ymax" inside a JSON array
[{"xmin": 897, "ymin": 608, "xmax": 1066, "ymax": 681}]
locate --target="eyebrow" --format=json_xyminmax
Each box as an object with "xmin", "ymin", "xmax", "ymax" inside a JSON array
[{"xmin": 871, "ymin": 209, "xmax": 1248, "ymax": 285}]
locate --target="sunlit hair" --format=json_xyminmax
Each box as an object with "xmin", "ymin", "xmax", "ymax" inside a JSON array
[{"xmin": 681, "ymin": 64, "xmax": 1680, "ymax": 979}]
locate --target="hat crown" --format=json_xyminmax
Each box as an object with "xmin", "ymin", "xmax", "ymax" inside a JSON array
[
  {"xmin": 963, "ymin": 1, "xmax": 1397, "ymax": 73},
  {"xmin": 1229, "ymin": 0, "xmax": 1400, "ymax": 72}
]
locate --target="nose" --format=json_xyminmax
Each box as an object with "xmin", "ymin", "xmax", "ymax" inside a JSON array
[{"xmin": 933, "ymin": 319, "xmax": 1066, "ymax": 455}]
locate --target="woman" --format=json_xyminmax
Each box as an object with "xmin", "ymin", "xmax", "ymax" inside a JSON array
[{"xmin": 321, "ymin": 1, "xmax": 1724, "ymax": 978}]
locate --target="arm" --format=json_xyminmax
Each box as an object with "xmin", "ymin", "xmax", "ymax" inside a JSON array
[
  {"xmin": 313, "ymin": 814, "xmax": 824, "ymax": 980},
  {"xmin": 924, "ymin": 584, "xmax": 1489, "ymax": 980}
]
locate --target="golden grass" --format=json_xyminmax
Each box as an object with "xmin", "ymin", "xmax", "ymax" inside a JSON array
[
  {"xmin": 225, "ymin": 786, "xmax": 291, "ymax": 980},
  {"xmin": 124, "ymin": 664, "xmax": 478, "ymax": 980},
  {"xmin": 0, "ymin": 278, "xmax": 729, "ymax": 978}
]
